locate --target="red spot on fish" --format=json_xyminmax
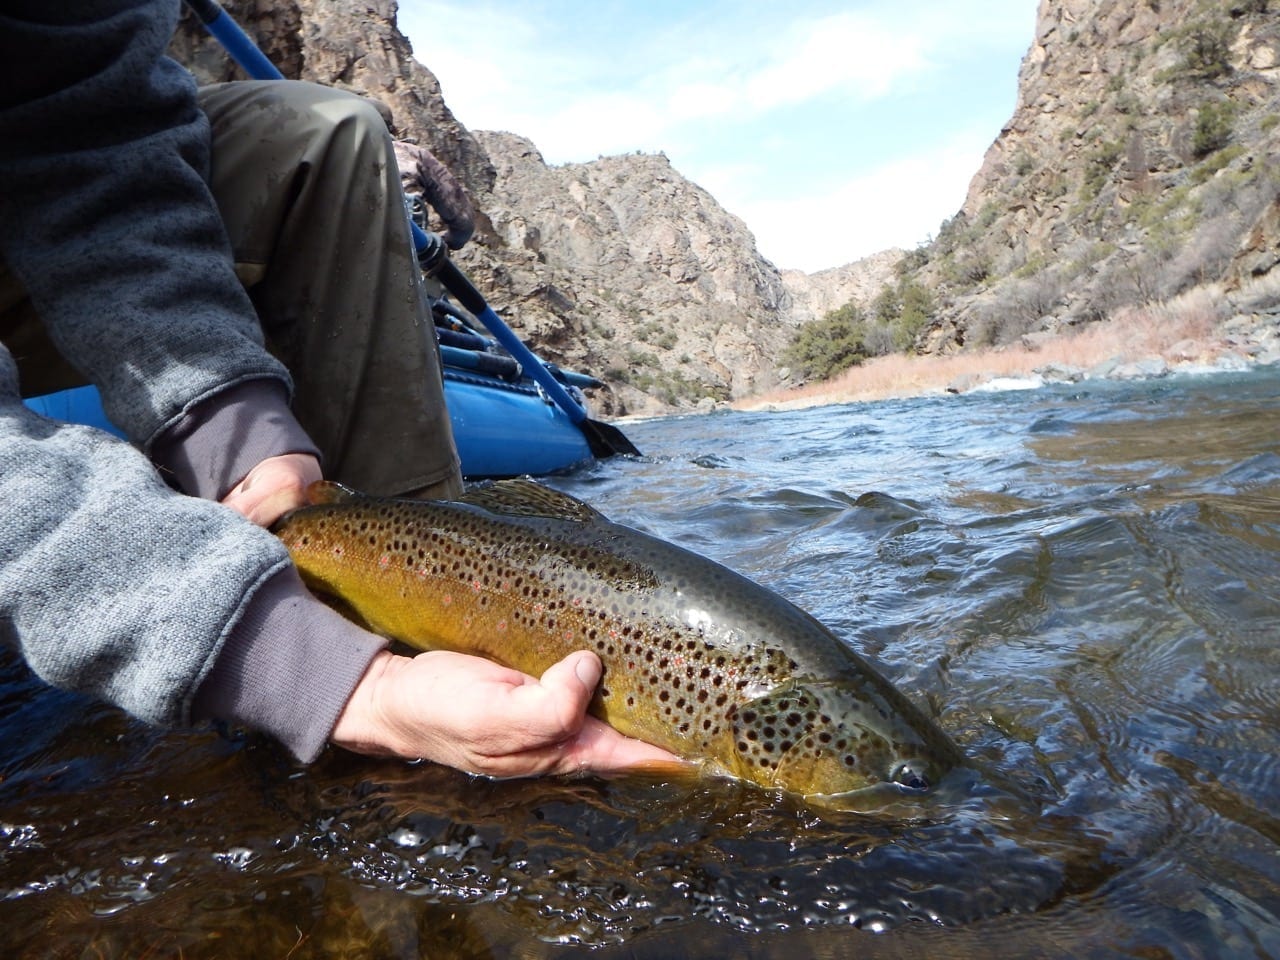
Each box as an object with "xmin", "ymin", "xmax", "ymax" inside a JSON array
[
  {"xmin": 497, "ymin": 620, "xmax": 507, "ymax": 632},
  {"xmin": 472, "ymin": 580, "xmax": 482, "ymax": 592},
  {"xmin": 379, "ymin": 555, "xmax": 390, "ymax": 569},
  {"xmin": 332, "ymin": 546, "xmax": 344, "ymax": 557},
  {"xmin": 417, "ymin": 567, "xmax": 429, "ymax": 578},
  {"xmin": 442, "ymin": 594, "xmax": 453, "ymax": 606}
]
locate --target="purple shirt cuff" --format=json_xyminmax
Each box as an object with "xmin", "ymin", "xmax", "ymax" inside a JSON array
[
  {"xmin": 151, "ymin": 379, "xmax": 321, "ymax": 500},
  {"xmin": 192, "ymin": 566, "xmax": 388, "ymax": 763}
]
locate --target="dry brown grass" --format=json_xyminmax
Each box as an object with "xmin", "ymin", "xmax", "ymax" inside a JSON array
[{"xmin": 740, "ymin": 289, "xmax": 1233, "ymax": 411}]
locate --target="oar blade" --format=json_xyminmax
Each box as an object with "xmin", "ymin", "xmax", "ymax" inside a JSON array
[{"xmin": 582, "ymin": 418, "xmax": 642, "ymax": 459}]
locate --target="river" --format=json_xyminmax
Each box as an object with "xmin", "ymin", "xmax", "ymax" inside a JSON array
[{"xmin": 2, "ymin": 369, "xmax": 1278, "ymax": 958}]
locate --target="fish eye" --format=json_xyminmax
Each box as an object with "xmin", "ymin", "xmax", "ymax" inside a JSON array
[{"xmin": 890, "ymin": 760, "xmax": 931, "ymax": 792}]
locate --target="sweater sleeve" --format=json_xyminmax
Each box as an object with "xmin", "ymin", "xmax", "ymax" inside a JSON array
[
  {"xmin": 0, "ymin": 0, "xmax": 291, "ymax": 450},
  {"xmin": 0, "ymin": 356, "xmax": 383, "ymax": 759},
  {"xmin": 0, "ymin": 364, "xmax": 288, "ymax": 728}
]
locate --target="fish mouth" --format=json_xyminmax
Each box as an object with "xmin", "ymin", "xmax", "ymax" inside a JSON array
[{"xmin": 889, "ymin": 758, "xmax": 934, "ymax": 793}]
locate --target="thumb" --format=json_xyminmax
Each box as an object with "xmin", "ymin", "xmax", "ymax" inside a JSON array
[
  {"xmin": 509, "ymin": 651, "xmax": 601, "ymax": 741},
  {"xmin": 543, "ymin": 649, "xmax": 602, "ymax": 692}
]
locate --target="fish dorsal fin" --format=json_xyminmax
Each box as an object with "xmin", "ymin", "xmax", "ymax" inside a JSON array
[
  {"xmin": 306, "ymin": 480, "xmax": 360, "ymax": 505},
  {"xmin": 457, "ymin": 478, "xmax": 603, "ymax": 523}
]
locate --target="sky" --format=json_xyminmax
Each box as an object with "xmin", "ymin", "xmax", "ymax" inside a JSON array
[{"xmin": 397, "ymin": 1, "xmax": 1041, "ymax": 274}]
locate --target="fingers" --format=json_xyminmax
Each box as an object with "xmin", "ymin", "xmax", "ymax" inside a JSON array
[
  {"xmin": 499, "ymin": 650, "xmax": 600, "ymax": 743},
  {"xmin": 233, "ymin": 486, "xmax": 307, "ymax": 527},
  {"xmin": 331, "ymin": 647, "xmax": 687, "ymax": 781},
  {"xmin": 221, "ymin": 453, "xmax": 322, "ymax": 527},
  {"xmin": 484, "ymin": 652, "xmax": 684, "ymax": 777},
  {"xmin": 556, "ymin": 717, "xmax": 685, "ymax": 775}
]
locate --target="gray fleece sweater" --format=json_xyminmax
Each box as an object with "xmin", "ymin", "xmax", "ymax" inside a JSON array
[{"xmin": 0, "ymin": 0, "xmax": 386, "ymax": 760}]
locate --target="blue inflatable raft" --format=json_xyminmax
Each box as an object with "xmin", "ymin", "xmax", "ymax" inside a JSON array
[{"xmin": 23, "ymin": 300, "xmax": 607, "ymax": 480}]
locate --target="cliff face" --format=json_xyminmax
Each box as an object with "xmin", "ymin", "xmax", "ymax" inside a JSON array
[
  {"xmin": 172, "ymin": 0, "xmax": 493, "ymax": 191},
  {"xmin": 911, "ymin": 0, "xmax": 1280, "ymax": 350},
  {"xmin": 470, "ymin": 133, "xmax": 800, "ymax": 413}
]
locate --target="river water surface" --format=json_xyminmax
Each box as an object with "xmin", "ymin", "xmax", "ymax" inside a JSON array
[{"xmin": 2, "ymin": 370, "xmax": 1279, "ymax": 958}]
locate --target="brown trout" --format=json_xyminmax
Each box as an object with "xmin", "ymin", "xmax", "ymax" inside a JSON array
[{"xmin": 273, "ymin": 480, "xmax": 962, "ymax": 799}]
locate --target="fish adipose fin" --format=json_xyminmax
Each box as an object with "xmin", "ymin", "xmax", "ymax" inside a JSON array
[{"xmin": 458, "ymin": 478, "xmax": 604, "ymax": 523}]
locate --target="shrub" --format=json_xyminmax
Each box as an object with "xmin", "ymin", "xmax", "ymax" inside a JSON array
[
  {"xmin": 625, "ymin": 347, "xmax": 659, "ymax": 368},
  {"xmin": 1190, "ymin": 143, "xmax": 1246, "ymax": 182},
  {"xmin": 871, "ymin": 278, "xmax": 935, "ymax": 353},
  {"xmin": 1178, "ymin": 19, "xmax": 1234, "ymax": 79},
  {"xmin": 896, "ymin": 245, "xmax": 930, "ymax": 276},
  {"xmin": 1192, "ymin": 100, "xmax": 1236, "ymax": 158},
  {"xmin": 933, "ymin": 213, "xmax": 968, "ymax": 258},
  {"xmin": 1081, "ymin": 140, "xmax": 1124, "ymax": 202},
  {"xmin": 781, "ymin": 303, "xmax": 870, "ymax": 381},
  {"xmin": 893, "ymin": 280, "xmax": 935, "ymax": 351}
]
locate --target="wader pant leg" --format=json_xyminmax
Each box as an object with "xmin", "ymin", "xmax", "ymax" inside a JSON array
[{"xmin": 198, "ymin": 80, "xmax": 462, "ymax": 500}]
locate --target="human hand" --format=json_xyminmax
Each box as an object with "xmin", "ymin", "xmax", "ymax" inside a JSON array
[
  {"xmin": 220, "ymin": 453, "xmax": 323, "ymax": 527},
  {"xmin": 330, "ymin": 648, "xmax": 684, "ymax": 778}
]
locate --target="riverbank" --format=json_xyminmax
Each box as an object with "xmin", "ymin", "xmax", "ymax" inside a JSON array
[{"xmin": 735, "ymin": 283, "xmax": 1280, "ymax": 413}]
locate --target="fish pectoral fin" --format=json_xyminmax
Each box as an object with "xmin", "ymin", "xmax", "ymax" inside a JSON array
[
  {"xmin": 608, "ymin": 758, "xmax": 702, "ymax": 782},
  {"xmin": 458, "ymin": 478, "xmax": 604, "ymax": 523}
]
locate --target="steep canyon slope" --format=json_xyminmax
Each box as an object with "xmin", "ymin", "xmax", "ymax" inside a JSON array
[{"xmin": 912, "ymin": 0, "xmax": 1280, "ymax": 352}]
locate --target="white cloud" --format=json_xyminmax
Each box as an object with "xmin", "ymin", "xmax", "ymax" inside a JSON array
[
  {"xmin": 395, "ymin": 2, "xmax": 554, "ymax": 127},
  {"xmin": 398, "ymin": 1, "xmax": 943, "ymax": 157},
  {"xmin": 740, "ymin": 12, "xmax": 933, "ymax": 111},
  {"xmin": 706, "ymin": 130, "xmax": 993, "ymax": 272}
]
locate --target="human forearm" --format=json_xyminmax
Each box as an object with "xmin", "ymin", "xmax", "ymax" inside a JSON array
[
  {"xmin": 191, "ymin": 566, "xmax": 387, "ymax": 762},
  {"xmin": 151, "ymin": 379, "xmax": 320, "ymax": 501},
  {"xmin": 0, "ymin": 359, "xmax": 381, "ymax": 761}
]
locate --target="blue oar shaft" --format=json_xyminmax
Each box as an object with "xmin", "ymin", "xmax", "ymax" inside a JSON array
[
  {"xmin": 185, "ymin": 0, "xmax": 285, "ymax": 81},
  {"xmin": 433, "ymin": 258, "xmax": 588, "ymax": 424}
]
